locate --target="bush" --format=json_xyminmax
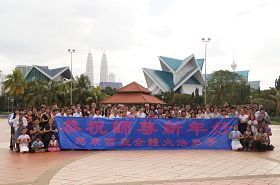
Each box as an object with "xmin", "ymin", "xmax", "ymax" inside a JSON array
[{"xmin": 170, "ymin": 94, "xmax": 193, "ymax": 105}]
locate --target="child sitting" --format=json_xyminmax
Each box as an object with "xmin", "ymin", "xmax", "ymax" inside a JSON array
[
  {"xmin": 254, "ymin": 127, "xmax": 269, "ymax": 151},
  {"xmin": 31, "ymin": 136, "xmax": 45, "ymax": 153},
  {"xmin": 48, "ymin": 134, "xmax": 60, "ymax": 152},
  {"xmin": 17, "ymin": 128, "xmax": 31, "ymax": 153},
  {"xmin": 229, "ymin": 124, "xmax": 243, "ymax": 151},
  {"xmin": 241, "ymin": 125, "xmax": 254, "ymax": 151}
]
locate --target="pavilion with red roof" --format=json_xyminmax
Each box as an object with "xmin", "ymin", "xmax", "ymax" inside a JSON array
[{"xmin": 100, "ymin": 81, "xmax": 165, "ymax": 105}]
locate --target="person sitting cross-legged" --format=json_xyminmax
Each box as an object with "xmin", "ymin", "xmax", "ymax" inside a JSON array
[{"xmin": 31, "ymin": 136, "xmax": 45, "ymax": 153}]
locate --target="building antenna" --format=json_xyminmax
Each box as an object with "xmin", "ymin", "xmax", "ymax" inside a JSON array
[{"xmin": 231, "ymin": 50, "xmax": 237, "ymax": 72}]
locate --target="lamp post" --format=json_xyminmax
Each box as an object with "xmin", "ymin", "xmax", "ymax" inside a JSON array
[
  {"xmin": 201, "ymin": 38, "xmax": 211, "ymax": 105},
  {"xmin": 7, "ymin": 97, "xmax": 9, "ymax": 114},
  {"xmin": 68, "ymin": 49, "xmax": 75, "ymax": 105}
]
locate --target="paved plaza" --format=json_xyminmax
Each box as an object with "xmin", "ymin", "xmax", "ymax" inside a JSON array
[{"xmin": 1, "ymin": 118, "xmax": 280, "ymax": 185}]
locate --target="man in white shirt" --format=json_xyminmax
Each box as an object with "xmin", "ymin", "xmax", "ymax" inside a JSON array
[
  {"xmin": 13, "ymin": 112, "xmax": 28, "ymax": 152},
  {"xmin": 73, "ymin": 106, "xmax": 82, "ymax": 117},
  {"xmin": 13, "ymin": 112, "xmax": 28, "ymax": 133}
]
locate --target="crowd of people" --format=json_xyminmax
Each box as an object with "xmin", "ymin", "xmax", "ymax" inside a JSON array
[{"xmin": 7, "ymin": 101, "xmax": 274, "ymax": 153}]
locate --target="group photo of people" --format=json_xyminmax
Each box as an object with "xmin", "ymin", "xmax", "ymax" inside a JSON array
[{"xmin": 7, "ymin": 101, "xmax": 274, "ymax": 153}]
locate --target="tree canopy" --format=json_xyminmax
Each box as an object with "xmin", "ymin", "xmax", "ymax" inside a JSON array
[
  {"xmin": 207, "ymin": 70, "xmax": 250, "ymax": 106},
  {"xmin": 3, "ymin": 68, "xmax": 27, "ymax": 97}
]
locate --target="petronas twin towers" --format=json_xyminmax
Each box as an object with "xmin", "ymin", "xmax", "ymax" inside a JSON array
[
  {"xmin": 100, "ymin": 53, "xmax": 108, "ymax": 82},
  {"xmin": 85, "ymin": 51, "xmax": 108, "ymax": 86}
]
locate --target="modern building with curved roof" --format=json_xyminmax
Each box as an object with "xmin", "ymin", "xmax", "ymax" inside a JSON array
[
  {"xmin": 142, "ymin": 54, "xmax": 206, "ymax": 95},
  {"xmin": 16, "ymin": 65, "xmax": 71, "ymax": 82}
]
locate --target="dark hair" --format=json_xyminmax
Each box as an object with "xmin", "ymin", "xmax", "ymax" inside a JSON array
[
  {"xmin": 36, "ymin": 135, "xmax": 41, "ymax": 139},
  {"xmin": 260, "ymin": 107, "xmax": 265, "ymax": 111},
  {"xmin": 258, "ymin": 126, "xmax": 264, "ymax": 132}
]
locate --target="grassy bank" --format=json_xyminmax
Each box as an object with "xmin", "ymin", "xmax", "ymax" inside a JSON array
[
  {"xmin": 271, "ymin": 116, "xmax": 280, "ymax": 125},
  {"xmin": 0, "ymin": 112, "xmax": 9, "ymax": 115}
]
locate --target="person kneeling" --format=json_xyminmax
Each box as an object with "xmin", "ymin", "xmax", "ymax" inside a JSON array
[
  {"xmin": 31, "ymin": 136, "xmax": 45, "ymax": 153},
  {"xmin": 229, "ymin": 124, "xmax": 243, "ymax": 151},
  {"xmin": 17, "ymin": 128, "xmax": 31, "ymax": 154},
  {"xmin": 48, "ymin": 134, "xmax": 60, "ymax": 152},
  {"xmin": 254, "ymin": 127, "xmax": 269, "ymax": 152}
]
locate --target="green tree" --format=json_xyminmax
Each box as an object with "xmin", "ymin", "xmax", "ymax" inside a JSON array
[
  {"xmin": 269, "ymin": 88, "xmax": 280, "ymax": 115},
  {"xmin": 101, "ymin": 86, "xmax": 117, "ymax": 96},
  {"xmin": 86, "ymin": 86, "xmax": 108, "ymax": 105},
  {"xmin": 57, "ymin": 82, "xmax": 70, "ymax": 106},
  {"xmin": 170, "ymin": 94, "xmax": 193, "ymax": 105},
  {"xmin": 3, "ymin": 68, "xmax": 27, "ymax": 106},
  {"xmin": 155, "ymin": 91, "xmax": 175, "ymax": 105},
  {"xmin": 47, "ymin": 80, "xmax": 60, "ymax": 105},
  {"xmin": 73, "ymin": 74, "xmax": 91, "ymax": 104},
  {"xmin": 194, "ymin": 87, "xmax": 201, "ymax": 105},
  {"xmin": 24, "ymin": 81, "xmax": 48, "ymax": 107},
  {"xmin": 251, "ymin": 97, "xmax": 277, "ymax": 115},
  {"xmin": 207, "ymin": 70, "xmax": 249, "ymax": 106},
  {"xmin": 275, "ymin": 76, "xmax": 280, "ymax": 90}
]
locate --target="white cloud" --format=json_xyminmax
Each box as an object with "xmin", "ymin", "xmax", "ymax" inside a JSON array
[{"xmin": 0, "ymin": 0, "xmax": 279, "ymax": 89}]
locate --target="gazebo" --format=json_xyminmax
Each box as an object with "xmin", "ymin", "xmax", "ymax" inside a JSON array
[{"xmin": 100, "ymin": 81, "xmax": 165, "ymax": 105}]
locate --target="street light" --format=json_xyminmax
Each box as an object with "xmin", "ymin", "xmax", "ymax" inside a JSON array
[
  {"xmin": 201, "ymin": 37, "xmax": 211, "ymax": 105},
  {"xmin": 68, "ymin": 49, "xmax": 75, "ymax": 105}
]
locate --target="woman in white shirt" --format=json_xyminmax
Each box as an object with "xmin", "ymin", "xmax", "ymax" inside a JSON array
[
  {"xmin": 93, "ymin": 108, "xmax": 103, "ymax": 118},
  {"xmin": 238, "ymin": 109, "xmax": 249, "ymax": 134},
  {"xmin": 137, "ymin": 107, "xmax": 146, "ymax": 118}
]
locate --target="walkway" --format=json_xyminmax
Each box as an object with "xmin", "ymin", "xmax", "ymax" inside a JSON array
[{"xmin": 0, "ymin": 119, "xmax": 280, "ymax": 185}]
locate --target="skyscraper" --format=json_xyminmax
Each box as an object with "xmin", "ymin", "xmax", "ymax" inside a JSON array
[
  {"xmin": 86, "ymin": 50, "xmax": 94, "ymax": 86},
  {"xmin": 100, "ymin": 52, "xmax": 108, "ymax": 82},
  {"xmin": 109, "ymin": 72, "xmax": 116, "ymax": 82},
  {"xmin": 0, "ymin": 70, "xmax": 6, "ymax": 95}
]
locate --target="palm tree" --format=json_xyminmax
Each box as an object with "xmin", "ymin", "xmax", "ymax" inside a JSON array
[
  {"xmin": 57, "ymin": 82, "xmax": 70, "ymax": 106},
  {"xmin": 86, "ymin": 86, "xmax": 108, "ymax": 105},
  {"xmin": 24, "ymin": 81, "xmax": 48, "ymax": 107},
  {"xmin": 208, "ymin": 81, "xmax": 230, "ymax": 106},
  {"xmin": 47, "ymin": 80, "xmax": 60, "ymax": 105},
  {"xmin": 270, "ymin": 88, "xmax": 280, "ymax": 115},
  {"xmin": 3, "ymin": 68, "xmax": 27, "ymax": 106},
  {"xmin": 73, "ymin": 74, "xmax": 91, "ymax": 104}
]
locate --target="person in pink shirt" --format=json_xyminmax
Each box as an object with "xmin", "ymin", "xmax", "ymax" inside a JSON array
[{"xmin": 48, "ymin": 134, "xmax": 60, "ymax": 152}]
